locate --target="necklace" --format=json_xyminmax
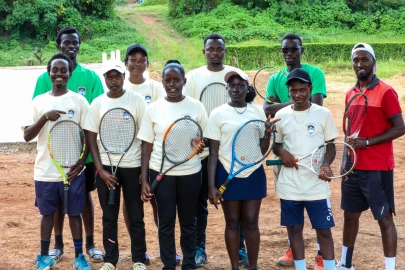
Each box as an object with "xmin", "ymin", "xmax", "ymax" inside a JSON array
[
  {"xmin": 230, "ymin": 103, "xmax": 248, "ymax": 114},
  {"xmin": 292, "ymin": 102, "xmax": 311, "ymax": 124}
]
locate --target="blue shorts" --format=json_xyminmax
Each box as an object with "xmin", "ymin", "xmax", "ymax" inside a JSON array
[
  {"xmin": 280, "ymin": 198, "xmax": 335, "ymax": 229},
  {"xmin": 35, "ymin": 173, "xmax": 86, "ymax": 216},
  {"xmin": 341, "ymin": 169, "xmax": 395, "ymax": 220},
  {"xmin": 215, "ymin": 161, "xmax": 266, "ymax": 200}
]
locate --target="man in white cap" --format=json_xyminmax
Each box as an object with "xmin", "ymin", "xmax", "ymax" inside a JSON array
[{"xmin": 336, "ymin": 43, "xmax": 405, "ymax": 270}]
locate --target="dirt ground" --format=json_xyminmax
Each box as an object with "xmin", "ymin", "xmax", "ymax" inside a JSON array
[{"xmin": 1, "ymin": 74, "xmax": 405, "ymax": 270}]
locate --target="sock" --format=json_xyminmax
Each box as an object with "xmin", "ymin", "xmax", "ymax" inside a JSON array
[
  {"xmin": 385, "ymin": 257, "xmax": 396, "ymax": 270},
  {"xmin": 54, "ymin": 234, "xmax": 63, "ymax": 250},
  {"xmin": 345, "ymin": 247, "xmax": 354, "ymax": 267},
  {"xmin": 317, "ymin": 241, "xmax": 322, "ymax": 256},
  {"xmin": 294, "ymin": 259, "xmax": 306, "ymax": 270},
  {"xmin": 340, "ymin": 246, "xmax": 347, "ymax": 264},
  {"xmin": 288, "ymin": 237, "xmax": 291, "ymax": 248},
  {"xmin": 40, "ymin": 239, "xmax": 51, "ymax": 256},
  {"xmin": 86, "ymin": 235, "xmax": 94, "ymax": 251},
  {"xmin": 73, "ymin": 239, "xmax": 83, "ymax": 258},
  {"xmin": 323, "ymin": 259, "xmax": 335, "ymax": 270}
]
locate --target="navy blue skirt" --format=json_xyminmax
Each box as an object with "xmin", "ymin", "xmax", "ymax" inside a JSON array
[{"xmin": 215, "ymin": 161, "xmax": 267, "ymax": 200}]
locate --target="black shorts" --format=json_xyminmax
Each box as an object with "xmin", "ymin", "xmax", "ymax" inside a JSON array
[
  {"xmin": 341, "ymin": 169, "xmax": 395, "ymax": 220},
  {"xmin": 84, "ymin": 162, "xmax": 97, "ymax": 192}
]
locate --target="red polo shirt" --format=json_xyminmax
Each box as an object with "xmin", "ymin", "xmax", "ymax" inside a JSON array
[{"xmin": 345, "ymin": 76, "xmax": 402, "ymax": 170}]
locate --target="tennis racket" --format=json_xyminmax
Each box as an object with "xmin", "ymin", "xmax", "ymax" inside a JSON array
[
  {"xmin": 218, "ymin": 120, "xmax": 275, "ymax": 196},
  {"xmin": 342, "ymin": 92, "xmax": 368, "ymax": 172},
  {"xmin": 266, "ymin": 142, "xmax": 356, "ymax": 179},
  {"xmin": 48, "ymin": 120, "xmax": 86, "ymax": 214},
  {"xmin": 253, "ymin": 66, "xmax": 278, "ymax": 100},
  {"xmin": 150, "ymin": 117, "xmax": 203, "ymax": 192},
  {"xmin": 99, "ymin": 108, "xmax": 136, "ymax": 205},
  {"xmin": 199, "ymin": 82, "xmax": 229, "ymax": 116}
]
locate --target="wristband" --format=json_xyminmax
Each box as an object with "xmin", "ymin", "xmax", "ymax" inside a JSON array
[
  {"xmin": 45, "ymin": 113, "xmax": 49, "ymax": 120},
  {"xmin": 366, "ymin": 138, "xmax": 369, "ymax": 148}
]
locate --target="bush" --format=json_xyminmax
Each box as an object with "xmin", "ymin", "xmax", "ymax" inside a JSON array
[
  {"xmin": 225, "ymin": 43, "xmax": 405, "ymax": 70},
  {"xmin": 141, "ymin": 0, "xmax": 168, "ymax": 6}
]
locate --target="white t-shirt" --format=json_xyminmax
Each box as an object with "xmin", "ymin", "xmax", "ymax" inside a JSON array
[
  {"xmin": 82, "ymin": 91, "xmax": 147, "ymax": 168},
  {"xmin": 205, "ymin": 103, "xmax": 266, "ymax": 178},
  {"xmin": 184, "ymin": 65, "xmax": 243, "ymax": 159},
  {"xmin": 274, "ymin": 104, "xmax": 339, "ymax": 201},
  {"xmin": 26, "ymin": 91, "xmax": 89, "ymax": 182},
  {"xmin": 124, "ymin": 78, "xmax": 165, "ymax": 104},
  {"xmin": 183, "ymin": 65, "xmax": 242, "ymax": 100},
  {"xmin": 137, "ymin": 96, "xmax": 208, "ymax": 175}
]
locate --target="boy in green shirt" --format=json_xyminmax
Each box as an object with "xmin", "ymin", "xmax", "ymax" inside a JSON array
[{"xmin": 32, "ymin": 26, "xmax": 104, "ymax": 263}]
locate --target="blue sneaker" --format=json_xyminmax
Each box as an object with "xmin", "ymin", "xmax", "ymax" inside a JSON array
[
  {"xmin": 34, "ymin": 254, "xmax": 56, "ymax": 270},
  {"xmin": 195, "ymin": 246, "xmax": 208, "ymax": 268},
  {"xmin": 73, "ymin": 254, "xmax": 92, "ymax": 270},
  {"xmin": 239, "ymin": 248, "xmax": 249, "ymax": 269}
]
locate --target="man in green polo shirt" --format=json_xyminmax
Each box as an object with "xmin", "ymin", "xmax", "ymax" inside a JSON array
[
  {"xmin": 32, "ymin": 26, "xmax": 104, "ymax": 263},
  {"xmin": 263, "ymin": 33, "xmax": 327, "ymax": 269}
]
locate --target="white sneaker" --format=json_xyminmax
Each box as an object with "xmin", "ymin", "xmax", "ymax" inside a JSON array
[
  {"xmin": 133, "ymin": 262, "xmax": 146, "ymax": 270},
  {"xmin": 335, "ymin": 260, "xmax": 355, "ymax": 270},
  {"xmin": 100, "ymin": 263, "xmax": 116, "ymax": 270}
]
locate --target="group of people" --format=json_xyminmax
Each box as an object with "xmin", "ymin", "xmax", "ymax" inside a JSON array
[{"xmin": 24, "ymin": 26, "xmax": 403, "ymax": 270}]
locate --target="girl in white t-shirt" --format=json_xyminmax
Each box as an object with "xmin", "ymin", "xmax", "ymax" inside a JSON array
[
  {"xmin": 138, "ymin": 62, "xmax": 207, "ymax": 270},
  {"xmin": 205, "ymin": 70, "xmax": 276, "ymax": 270}
]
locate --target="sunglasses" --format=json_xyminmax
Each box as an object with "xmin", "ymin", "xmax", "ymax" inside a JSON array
[{"xmin": 281, "ymin": 47, "xmax": 301, "ymax": 53}]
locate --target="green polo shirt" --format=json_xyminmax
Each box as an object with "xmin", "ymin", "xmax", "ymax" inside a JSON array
[
  {"xmin": 265, "ymin": 63, "xmax": 327, "ymax": 103},
  {"xmin": 33, "ymin": 63, "xmax": 105, "ymax": 163}
]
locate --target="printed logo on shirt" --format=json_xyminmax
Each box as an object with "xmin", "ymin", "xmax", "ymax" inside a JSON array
[
  {"xmin": 77, "ymin": 86, "xmax": 86, "ymax": 96},
  {"xmin": 145, "ymin": 95, "xmax": 152, "ymax": 103},
  {"xmin": 123, "ymin": 111, "xmax": 130, "ymax": 120},
  {"xmin": 67, "ymin": 109, "xmax": 75, "ymax": 118},
  {"xmin": 306, "ymin": 124, "xmax": 315, "ymax": 135}
]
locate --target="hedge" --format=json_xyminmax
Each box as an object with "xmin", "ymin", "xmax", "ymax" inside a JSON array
[{"xmin": 224, "ymin": 43, "xmax": 405, "ymax": 70}]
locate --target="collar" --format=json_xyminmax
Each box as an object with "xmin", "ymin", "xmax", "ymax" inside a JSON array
[{"xmin": 352, "ymin": 75, "xmax": 380, "ymax": 91}]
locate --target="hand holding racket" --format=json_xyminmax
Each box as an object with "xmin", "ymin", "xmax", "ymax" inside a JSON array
[
  {"xmin": 266, "ymin": 141, "xmax": 356, "ymax": 181},
  {"xmin": 149, "ymin": 117, "xmax": 204, "ymax": 193},
  {"xmin": 99, "ymin": 108, "xmax": 136, "ymax": 205},
  {"xmin": 48, "ymin": 120, "xmax": 86, "ymax": 214},
  {"xmin": 253, "ymin": 66, "xmax": 278, "ymax": 100},
  {"xmin": 210, "ymin": 119, "xmax": 276, "ymax": 206}
]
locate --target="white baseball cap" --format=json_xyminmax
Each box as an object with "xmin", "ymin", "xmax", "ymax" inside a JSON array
[
  {"xmin": 224, "ymin": 70, "xmax": 250, "ymax": 84},
  {"xmin": 103, "ymin": 59, "xmax": 125, "ymax": 75},
  {"xmin": 351, "ymin": 43, "xmax": 376, "ymax": 60}
]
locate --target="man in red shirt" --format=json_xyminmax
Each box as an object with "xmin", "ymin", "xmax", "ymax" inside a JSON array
[{"xmin": 336, "ymin": 43, "xmax": 405, "ymax": 270}]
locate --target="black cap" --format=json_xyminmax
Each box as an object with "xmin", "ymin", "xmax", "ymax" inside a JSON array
[
  {"xmin": 286, "ymin": 68, "xmax": 312, "ymax": 85},
  {"xmin": 125, "ymin": 44, "xmax": 148, "ymax": 57}
]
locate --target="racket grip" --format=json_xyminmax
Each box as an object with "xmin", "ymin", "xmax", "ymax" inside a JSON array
[
  {"xmin": 266, "ymin": 160, "xmax": 283, "ymax": 166},
  {"xmin": 108, "ymin": 184, "xmax": 116, "ymax": 205},
  {"xmin": 219, "ymin": 185, "xmax": 227, "ymax": 194},
  {"xmin": 150, "ymin": 179, "xmax": 159, "ymax": 193},
  {"xmin": 63, "ymin": 184, "xmax": 69, "ymax": 214}
]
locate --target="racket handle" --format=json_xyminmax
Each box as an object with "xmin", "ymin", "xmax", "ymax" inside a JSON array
[
  {"xmin": 266, "ymin": 160, "xmax": 283, "ymax": 166},
  {"xmin": 219, "ymin": 185, "xmax": 227, "ymax": 194},
  {"xmin": 108, "ymin": 184, "xmax": 116, "ymax": 205},
  {"xmin": 63, "ymin": 184, "xmax": 69, "ymax": 214}
]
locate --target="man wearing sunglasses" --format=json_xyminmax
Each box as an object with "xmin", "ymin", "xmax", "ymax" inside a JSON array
[
  {"xmin": 263, "ymin": 34, "xmax": 327, "ymax": 270},
  {"xmin": 263, "ymin": 33, "xmax": 326, "ymax": 118}
]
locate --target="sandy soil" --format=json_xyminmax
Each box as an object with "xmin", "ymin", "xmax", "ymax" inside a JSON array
[{"xmin": 1, "ymin": 74, "xmax": 404, "ymax": 270}]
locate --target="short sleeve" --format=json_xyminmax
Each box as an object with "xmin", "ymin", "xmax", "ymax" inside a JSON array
[
  {"xmin": 382, "ymin": 88, "xmax": 402, "ymax": 119},
  {"xmin": 136, "ymin": 95, "xmax": 148, "ymax": 128},
  {"xmin": 26, "ymin": 101, "xmax": 39, "ymax": 127},
  {"xmin": 32, "ymin": 72, "xmax": 51, "ymax": 100},
  {"xmin": 198, "ymin": 102, "xmax": 208, "ymax": 131},
  {"xmin": 137, "ymin": 106, "xmax": 155, "ymax": 143},
  {"xmin": 310, "ymin": 68, "xmax": 327, "ymax": 98},
  {"xmin": 82, "ymin": 101, "xmax": 99, "ymax": 134},
  {"xmin": 204, "ymin": 110, "xmax": 222, "ymax": 141},
  {"xmin": 323, "ymin": 110, "xmax": 339, "ymax": 141},
  {"xmin": 274, "ymin": 111, "xmax": 284, "ymax": 143},
  {"xmin": 90, "ymin": 73, "xmax": 105, "ymax": 103},
  {"xmin": 152, "ymin": 81, "xmax": 165, "ymax": 101}
]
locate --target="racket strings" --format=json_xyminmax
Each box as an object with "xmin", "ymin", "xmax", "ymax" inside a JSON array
[
  {"xmin": 50, "ymin": 121, "xmax": 84, "ymax": 167},
  {"xmin": 253, "ymin": 68, "xmax": 277, "ymax": 99},
  {"xmin": 100, "ymin": 109, "xmax": 136, "ymax": 153},
  {"xmin": 234, "ymin": 121, "xmax": 273, "ymax": 165},
  {"xmin": 164, "ymin": 119, "xmax": 202, "ymax": 164},
  {"xmin": 311, "ymin": 143, "xmax": 348, "ymax": 177},
  {"xmin": 200, "ymin": 84, "xmax": 229, "ymax": 116},
  {"xmin": 344, "ymin": 95, "xmax": 367, "ymax": 137}
]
